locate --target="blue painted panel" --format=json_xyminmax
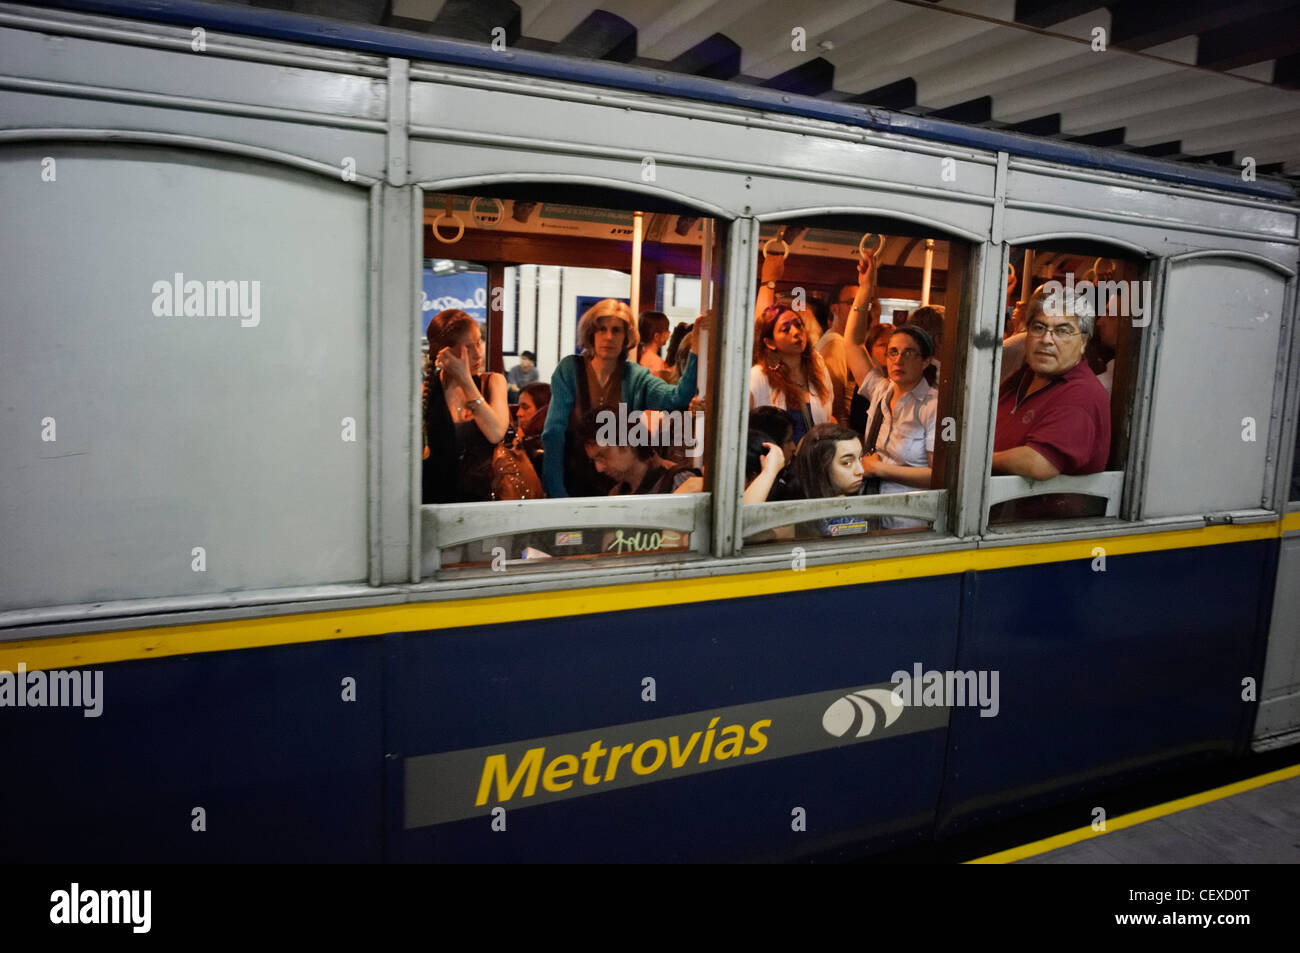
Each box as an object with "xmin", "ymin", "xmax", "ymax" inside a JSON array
[
  {"xmin": 0, "ymin": 638, "xmax": 384, "ymax": 862},
  {"xmin": 937, "ymin": 541, "xmax": 1272, "ymax": 835},
  {"xmin": 390, "ymin": 575, "xmax": 962, "ymax": 861}
]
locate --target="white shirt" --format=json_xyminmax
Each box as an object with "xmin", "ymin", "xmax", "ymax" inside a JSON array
[
  {"xmin": 857, "ymin": 364, "xmax": 886, "ymax": 400},
  {"xmin": 865, "ymin": 376, "xmax": 937, "ymax": 497},
  {"xmin": 749, "ymin": 359, "xmax": 834, "ymax": 426}
]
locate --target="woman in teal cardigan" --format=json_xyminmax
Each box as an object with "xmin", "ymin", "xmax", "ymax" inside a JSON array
[{"xmin": 543, "ymin": 300, "xmax": 704, "ymax": 498}]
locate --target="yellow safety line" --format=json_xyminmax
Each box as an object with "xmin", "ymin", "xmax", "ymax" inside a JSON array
[
  {"xmin": 0, "ymin": 519, "xmax": 1281, "ymax": 672},
  {"xmin": 966, "ymin": 762, "xmax": 1300, "ymax": 864}
]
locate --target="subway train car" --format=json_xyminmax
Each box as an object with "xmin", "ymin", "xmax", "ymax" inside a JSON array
[{"xmin": 2, "ymin": 0, "xmax": 1299, "ymax": 862}]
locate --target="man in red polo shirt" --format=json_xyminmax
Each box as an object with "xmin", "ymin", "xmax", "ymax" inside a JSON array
[{"xmin": 992, "ymin": 287, "xmax": 1110, "ymax": 518}]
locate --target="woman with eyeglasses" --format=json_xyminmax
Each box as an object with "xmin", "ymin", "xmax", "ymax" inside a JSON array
[
  {"xmin": 860, "ymin": 325, "xmax": 939, "ymax": 528},
  {"xmin": 749, "ymin": 303, "xmax": 835, "ymax": 444}
]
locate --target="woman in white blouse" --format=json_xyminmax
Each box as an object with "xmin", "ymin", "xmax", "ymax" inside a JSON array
[{"xmin": 861, "ymin": 325, "xmax": 938, "ymax": 528}]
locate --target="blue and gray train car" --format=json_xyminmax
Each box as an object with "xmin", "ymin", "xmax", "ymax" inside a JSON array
[{"xmin": 1, "ymin": 0, "xmax": 1298, "ymax": 862}]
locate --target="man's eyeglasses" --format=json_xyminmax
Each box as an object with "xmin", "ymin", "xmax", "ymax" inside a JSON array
[
  {"xmin": 886, "ymin": 347, "xmax": 921, "ymax": 360},
  {"xmin": 1026, "ymin": 321, "xmax": 1079, "ymax": 340}
]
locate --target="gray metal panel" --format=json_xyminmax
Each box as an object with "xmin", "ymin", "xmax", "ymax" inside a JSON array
[
  {"xmin": 1267, "ymin": 275, "xmax": 1300, "ymax": 509},
  {"xmin": 407, "ymin": 79, "xmax": 996, "ymax": 238},
  {"xmin": 1006, "ymin": 160, "xmax": 1297, "ymax": 246},
  {"xmin": 0, "ymin": 3, "xmax": 390, "ymax": 75},
  {"xmin": 376, "ymin": 183, "xmax": 418, "ymax": 584},
  {"xmin": 424, "ymin": 496, "xmax": 709, "ymax": 549},
  {"xmin": 408, "ymin": 75, "xmax": 997, "ymax": 205},
  {"xmin": 1144, "ymin": 257, "xmax": 1289, "ymax": 518},
  {"xmin": 0, "ymin": 24, "xmax": 387, "ymax": 121},
  {"xmin": 1124, "ymin": 256, "xmax": 1168, "ymax": 521},
  {"xmin": 1004, "ymin": 201, "xmax": 1298, "ymax": 274},
  {"xmin": 711, "ymin": 217, "xmax": 754, "ymax": 558},
  {"xmin": 1257, "ymin": 535, "xmax": 1300, "ymax": 745},
  {"xmin": 0, "ymin": 20, "xmax": 390, "ymax": 181},
  {"xmin": 986, "ymin": 472, "xmax": 1124, "ymax": 517},
  {"xmin": 0, "ymin": 144, "xmax": 369, "ymax": 610},
  {"xmin": 743, "ymin": 491, "xmax": 948, "ymax": 537},
  {"xmin": 963, "ymin": 238, "xmax": 1005, "ymax": 539},
  {"xmin": 0, "ymin": 86, "xmax": 389, "ymax": 181}
]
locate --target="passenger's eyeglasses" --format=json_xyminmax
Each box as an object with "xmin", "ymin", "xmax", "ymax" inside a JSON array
[
  {"xmin": 1027, "ymin": 321, "xmax": 1079, "ymax": 340},
  {"xmin": 886, "ymin": 347, "xmax": 921, "ymax": 360}
]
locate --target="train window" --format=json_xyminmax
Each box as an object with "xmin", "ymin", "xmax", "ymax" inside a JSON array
[
  {"xmin": 419, "ymin": 189, "xmax": 725, "ymax": 574},
  {"xmin": 987, "ymin": 244, "xmax": 1146, "ymax": 527},
  {"xmin": 739, "ymin": 220, "xmax": 968, "ymax": 546}
]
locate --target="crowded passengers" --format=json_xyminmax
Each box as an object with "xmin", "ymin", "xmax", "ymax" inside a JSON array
[{"xmin": 423, "ymin": 243, "xmax": 1118, "ymax": 539}]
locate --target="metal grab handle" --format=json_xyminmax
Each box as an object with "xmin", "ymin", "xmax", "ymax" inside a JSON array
[
  {"xmin": 431, "ymin": 212, "xmax": 464, "ymax": 244},
  {"xmin": 762, "ymin": 235, "xmax": 789, "ymax": 259},
  {"xmin": 432, "ymin": 196, "xmax": 464, "ymax": 244},
  {"xmin": 858, "ymin": 233, "xmax": 885, "ymax": 258}
]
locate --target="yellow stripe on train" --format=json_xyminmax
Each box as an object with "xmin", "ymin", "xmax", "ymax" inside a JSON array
[{"xmin": 0, "ymin": 519, "xmax": 1280, "ymax": 673}]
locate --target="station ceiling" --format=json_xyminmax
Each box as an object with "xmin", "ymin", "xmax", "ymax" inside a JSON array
[{"xmin": 232, "ymin": 0, "xmax": 1300, "ymax": 183}]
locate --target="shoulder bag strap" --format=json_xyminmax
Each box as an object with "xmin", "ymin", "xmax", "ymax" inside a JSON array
[{"xmin": 863, "ymin": 388, "xmax": 887, "ymax": 455}]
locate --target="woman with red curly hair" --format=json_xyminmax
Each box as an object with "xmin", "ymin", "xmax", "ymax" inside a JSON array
[{"xmin": 749, "ymin": 303, "xmax": 833, "ymax": 444}]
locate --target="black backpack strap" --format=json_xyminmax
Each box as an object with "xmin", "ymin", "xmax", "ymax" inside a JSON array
[{"xmin": 849, "ymin": 389, "xmax": 870, "ymax": 434}]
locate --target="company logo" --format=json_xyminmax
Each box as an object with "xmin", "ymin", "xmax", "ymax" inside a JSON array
[
  {"xmin": 474, "ymin": 716, "xmax": 772, "ymax": 809},
  {"xmin": 821, "ymin": 689, "xmax": 904, "ymax": 738},
  {"xmin": 404, "ymin": 680, "xmax": 950, "ymax": 828}
]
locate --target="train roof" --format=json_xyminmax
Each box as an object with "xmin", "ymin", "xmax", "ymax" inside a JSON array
[{"xmin": 29, "ymin": 0, "xmax": 1300, "ymax": 204}]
